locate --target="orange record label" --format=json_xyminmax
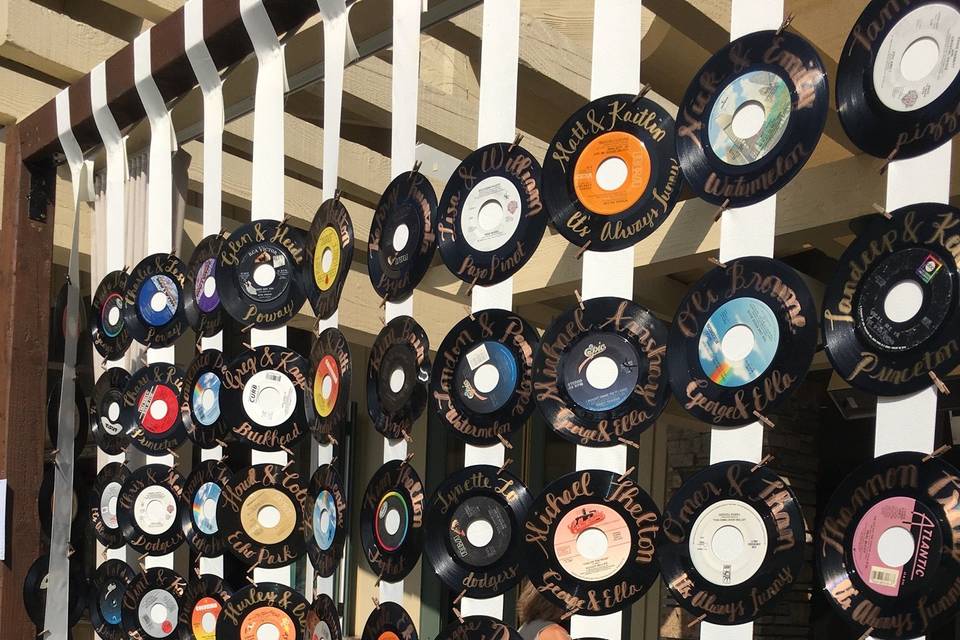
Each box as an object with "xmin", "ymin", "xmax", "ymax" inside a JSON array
[
  {"xmin": 554, "ymin": 503, "xmax": 631, "ymax": 581},
  {"xmin": 573, "ymin": 131, "xmax": 650, "ymax": 215},
  {"xmin": 191, "ymin": 596, "xmax": 222, "ymax": 640},
  {"xmin": 240, "ymin": 607, "xmax": 298, "ymax": 640},
  {"xmin": 378, "ymin": 633, "xmax": 401, "ymax": 640},
  {"xmin": 313, "ymin": 355, "xmax": 340, "ymax": 418}
]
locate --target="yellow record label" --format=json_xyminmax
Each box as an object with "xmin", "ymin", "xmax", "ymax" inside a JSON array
[
  {"xmin": 313, "ymin": 226, "xmax": 341, "ymax": 291},
  {"xmin": 573, "ymin": 131, "xmax": 650, "ymax": 215},
  {"xmin": 239, "ymin": 488, "xmax": 297, "ymax": 545},
  {"xmin": 312, "ymin": 355, "xmax": 340, "ymax": 418}
]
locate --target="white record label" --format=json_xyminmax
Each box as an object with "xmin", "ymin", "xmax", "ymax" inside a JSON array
[
  {"xmin": 133, "ymin": 485, "xmax": 177, "ymax": 536},
  {"xmin": 874, "ymin": 3, "xmax": 960, "ymax": 112},
  {"xmin": 100, "ymin": 481, "xmax": 121, "ymax": 529},
  {"xmin": 138, "ymin": 588, "xmax": 178, "ymax": 637},
  {"xmin": 689, "ymin": 499, "xmax": 768, "ymax": 586},
  {"xmin": 461, "ymin": 176, "xmax": 523, "ymax": 253},
  {"xmin": 242, "ymin": 370, "xmax": 297, "ymax": 427}
]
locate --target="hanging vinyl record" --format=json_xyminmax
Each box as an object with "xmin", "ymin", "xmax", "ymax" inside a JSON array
[
  {"xmin": 218, "ymin": 463, "xmax": 308, "ymax": 568},
  {"xmin": 180, "ymin": 460, "xmax": 232, "ymax": 557},
  {"xmin": 306, "ymin": 198, "xmax": 354, "ymax": 319},
  {"xmin": 543, "ymin": 94, "xmax": 682, "ymax": 251},
  {"xmin": 51, "ymin": 280, "xmax": 89, "ymax": 364},
  {"xmin": 122, "ymin": 567, "xmax": 186, "ymax": 640},
  {"xmin": 46, "ymin": 371, "xmax": 88, "ymax": 452},
  {"xmin": 91, "ymin": 462, "xmax": 130, "ymax": 549},
  {"xmin": 368, "ymin": 170, "xmax": 438, "ymax": 301},
  {"xmin": 122, "ymin": 363, "xmax": 188, "ymax": 454},
  {"xmin": 122, "ymin": 253, "xmax": 189, "ymax": 348},
  {"xmin": 534, "ymin": 297, "xmax": 669, "ymax": 447},
  {"xmin": 430, "ymin": 309, "xmax": 537, "ymax": 446},
  {"xmin": 117, "ymin": 463, "xmax": 185, "ymax": 556},
  {"xmin": 437, "ymin": 142, "xmax": 546, "ymax": 286},
  {"xmin": 360, "ymin": 460, "xmax": 425, "ymax": 582},
  {"xmin": 185, "ymin": 234, "xmax": 227, "ymax": 337},
  {"xmin": 659, "ymin": 461, "xmax": 806, "ymax": 625},
  {"xmin": 668, "ymin": 256, "xmax": 817, "ymax": 426},
  {"xmin": 837, "ymin": 0, "xmax": 960, "ymax": 159},
  {"xmin": 310, "ymin": 327, "xmax": 351, "ymax": 444},
  {"xmin": 522, "ymin": 469, "xmax": 661, "ymax": 616},
  {"xmin": 306, "ymin": 594, "xmax": 341, "ymax": 640},
  {"xmin": 91, "ymin": 269, "xmax": 132, "ymax": 360},
  {"xmin": 360, "ymin": 601, "xmax": 418, "ymax": 640},
  {"xmin": 822, "ymin": 203, "xmax": 960, "ymax": 395},
  {"xmin": 89, "ymin": 559, "xmax": 136, "ymax": 640},
  {"xmin": 676, "ymin": 30, "xmax": 828, "ymax": 207},
  {"xmin": 217, "ymin": 219, "xmax": 307, "ymax": 329},
  {"xmin": 425, "ymin": 465, "xmax": 531, "ymax": 598},
  {"xmin": 39, "ymin": 460, "xmax": 84, "ymax": 543},
  {"xmin": 91, "ymin": 367, "xmax": 131, "ymax": 455},
  {"xmin": 217, "ymin": 582, "xmax": 309, "ymax": 640},
  {"xmin": 23, "ymin": 553, "xmax": 87, "ymax": 629},
  {"xmin": 181, "ymin": 349, "xmax": 231, "ymax": 448},
  {"xmin": 221, "ymin": 345, "xmax": 311, "ymax": 450},
  {"xmin": 305, "ymin": 464, "xmax": 348, "ymax": 577},
  {"xmin": 367, "ymin": 316, "xmax": 430, "ymax": 439},
  {"xmin": 436, "ymin": 616, "xmax": 521, "ymax": 640},
  {"xmin": 178, "ymin": 574, "xmax": 233, "ymax": 640},
  {"xmin": 818, "ymin": 451, "xmax": 960, "ymax": 638}
]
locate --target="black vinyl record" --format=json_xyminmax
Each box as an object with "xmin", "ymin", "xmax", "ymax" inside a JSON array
[
  {"xmin": 23, "ymin": 553, "xmax": 86, "ymax": 629},
  {"xmin": 180, "ymin": 459, "xmax": 232, "ymax": 557},
  {"xmin": 367, "ymin": 316, "xmax": 430, "ymax": 439},
  {"xmin": 659, "ymin": 461, "xmax": 806, "ymax": 625},
  {"xmin": 360, "ymin": 460, "xmax": 425, "ymax": 582},
  {"xmin": 39, "ymin": 460, "xmax": 84, "ymax": 542},
  {"xmin": 437, "ymin": 616, "xmax": 521, "ymax": 640},
  {"xmin": 91, "ymin": 367, "xmax": 131, "ymax": 455},
  {"xmin": 309, "ymin": 327, "xmax": 352, "ymax": 444},
  {"xmin": 360, "ymin": 601, "xmax": 418, "ymax": 640},
  {"xmin": 117, "ymin": 463, "xmax": 185, "ymax": 556},
  {"xmin": 178, "ymin": 574, "xmax": 233, "ymax": 640},
  {"xmin": 668, "ymin": 256, "xmax": 817, "ymax": 426},
  {"xmin": 91, "ymin": 269, "xmax": 133, "ymax": 359},
  {"xmin": 822, "ymin": 203, "xmax": 960, "ymax": 395},
  {"xmin": 425, "ymin": 465, "xmax": 531, "ymax": 598},
  {"xmin": 121, "ymin": 567, "xmax": 187, "ymax": 640},
  {"xmin": 306, "ymin": 594, "xmax": 342, "ymax": 640},
  {"xmin": 543, "ymin": 94, "xmax": 682, "ymax": 251},
  {"xmin": 181, "ymin": 349, "xmax": 231, "ymax": 448},
  {"xmin": 46, "ymin": 371, "xmax": 88, "ymax": 452},
  {"xmin": 437, "ymin": 142, "xmax": 546, "ymax": 286},
  {"xmin": 534, "ymin": 297, "xmax": 669, "ymax": 446},
  {"xmin": 837, "ymin": 0, "xmax": 960, "ymax": 159},
  {"xmin": 217, "ymin": 219, "xmax": 307, "ymax": 329},
  {"xmin": 306, "ymin": 198, "xmax": 355, "ymax": 319},
  {"xmin": 430, "ymin": 310, "xmax": 537, "ymax": 446},
  {"xmin": 217, "ymin": 582, "xmax": 309, "ymax": 640},
  {"xmin": 91, "ymin": 462, "xmax": 130, "ymax": 549},
  {"xmin": 522, "ymin": 469, "xmax": 661, "ymax": 615},
  {"xmin": 818, "ymin": 452, "xmax": 960, "ymax": 638},
  {"xmin": 306, "ymin": 464, "xmax": 348, "ymax": 577},
  {"xmin": 185, "ymin": 234, "xmax": 227, "ymax": 337},
  {"xmin": 89, "ymin": 559, "xmax": 136, "ymax": 640},
  {"xmin": 368, "ymin": 170, "xmax": 438, "ymax": 301},
  {"xmin": 221, "ymin": 345, "xmax": 311, "ymax": 450},
  {"xmin": 218, "ymin": 463, "xmax": 308, "ymax": 568},
  {"xmin": 122, "ymin": 253, "xmax": 189, "ymax": 348},
  {"xmin": 122, "ymin": 363, "xmax": 188, "ymax": 454},
  {"xmin": 676, "ymin": 30, "xmax": 828, "ymax": 207},
  {"xmin": 51, "ymin": 281, "xmax": 89, "ymax": 363}
]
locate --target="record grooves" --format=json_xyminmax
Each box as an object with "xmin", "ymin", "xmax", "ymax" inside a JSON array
[
  {"xmin": 217, "ymin": 582, "xmax": 309, "ymax": 640},
  {"xmin": 122, "ymin": 252, "xmax": 189, "ymax": 348},
  {"xmin": 310, "ymin": 327, "xmax": 351, "ymax": 444},
  {"xmin": 180, "ymin": 459, "xmax": 232, "ymax": 557},
  {"xmin": 306, "ymin": 198, "xmax": 354, "ymax": 319},
  {"xmin": 181, "ymin": 349, "xmax": 231, "ymax": 447},
  {"xmin": 185, "ymin": 234, "xmax": 226, "ymax": 337},
  {"xmin": 89, "ymin": 559, "xmax": 135, "ymax": 640},
  {"xmin": 122, "ymin": 363, "xmax": 188, "ymax": 454},
  {"xmin": 121, "ymin": 567, "xmax": 186, "ymax": 640},
  {"xmin": 306, "ymin": 464, "xmax": 348, "ymax": 577},
  {"xmin": 91, "ymin": 269, "xmax": 132, "ymax": 359},
  {"xmin": 430, "ymin": 309, "xmax": 538, "ymax": 445},
  {"xmin": 367, "ymin": 316, "xmax": 430, "ymax": 439},
  {"xmin": 117, "ymin": 463, "xmax": 185, "ymax": 556},
  {"xmin": 178, "ymin": 574, "xmax": 232, "ymax": 640},
  {"xmin": 91, "ymin": 367, "xmax": 131, "ymax": 455},
  {"xmin": 306, "ymin": 594, "xmax": 341, "ymax": 640},
  {"xmin": 23, "ymin": 553, "xmax": 86, "ymax": 629},
  {"xmin": 360, "ymin": 460, "xmax": 425, "ymax": 582},
  {"xmin": 91, "ymin": 462, "xmax": 130, "ymax": 549}
]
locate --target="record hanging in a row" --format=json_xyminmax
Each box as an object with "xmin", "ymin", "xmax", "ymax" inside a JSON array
[
  {"xmin": 306, "ymin": 463, "xmax": 348, "ymax": 577},
  {"xmin": 430, "ymin": 309, "xmax": 538, "ymax": 446},
  {"xmin": 181, "ymin": 349, "xmax": 231, "ymax": 448},
  {"xmin": 185, "ymin": 234, "xmax": 226, "ymax": 338},
  {"xmin": 822, "ymin": 202, "xmax": 960, "ymax": 396},
  {"xmin": 818, "ymin": 451, "xmax": 960, "ymax": 639},
  {"xmin": 310, "ymin": 327, "xmax": 352, "ymax": 444},
  {"xmin": 360, "ymin": 601, "xmax": 418, "ymax": 640},
  {"xmin": 179, "ymin": 459, "xmax": 232, "ymax": 558},
  {"xmin": 179, "ymin": 574, "xmax": 233, "ymax": 640},
  {"xmin": 217, "ymin": 582, "xmax": 310, "ymax": 640},
  {"xmin": 307, "ymin": 594, "xmax": 342, "ymax": 640},
  {"xmin": 360, "ymin": 459, "xmax": 425, "ymax": 582},
  {"xmin": 116, "ymin": 463, "xmax": 185, "ymax": 556},
  {"xmin": 307, "ymin": 198, "xmax": 355, "ymax": 320},
  {"xmin": 91, "ymin": 270, "xmax": 132, "ymax": 359},
  {"xmin": 367, "ymin": 316, "xmax": 431, "ymax": 439},
  {"xmin": 121, "ymin": 363, "xmax": 188, "ymax": 454},
  {"xmin": 436, "ymin": 616, "xmax": 521, "ymax": 640},
  {"xmin": 89, "ymin": 559, "xmax": 135, "ymax": 640},
  {"xmin": 121, "ymin": 567, "xmax": 186, "ymax": 639},
  {"xmin": 90, "ymin": 462, "xmax": 129, "ymax": 549},
  {"xmin": 122, "ymin": 252, "xmax": 189, "ymax": 348},
  {"xmin": 22, "ymin": 553, "xmax": 86, "ymax": 630},
  {"xmin": 90, "ymin": 367, "xmax": 130, "ymax": 455}
]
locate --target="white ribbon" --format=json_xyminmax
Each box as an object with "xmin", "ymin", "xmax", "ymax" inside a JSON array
[{"xmin": 91, "ymin": 62, "xmax": 128, "ymax": 278}]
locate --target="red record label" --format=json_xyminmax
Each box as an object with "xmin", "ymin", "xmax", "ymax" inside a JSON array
[{"xmin": 137, "ymin": 384, "xmax": 178, "ymax": 434}]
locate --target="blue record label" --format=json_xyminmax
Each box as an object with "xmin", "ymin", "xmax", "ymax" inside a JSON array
[
  {"xmin": 697, "ymin": 298, "xmax": 779, "ymax": 388},
  {"xmin": 101, "ymin": 579, "xmax": 124, "ymax": 625},
  {"xmin": 563, "ymin": 332, "xmax": 640, "ymax": 413},
  {"xmin": 137, "ymin": 274, "xmax": 179, "ymax": 327},
  {"xmin": 192, "ymin": 481, "xmax": 221, "ymax": 535},
  {"xmin": 454, "ymin": 341, "xmax": 518, "ymax": 414},
  {"xmin": 312, "ymin": 490, "xmax": 338, "ymax": 551},
  {"xmin": 191, "ymin": 372, "xmax": 222, "ymax": 427}
]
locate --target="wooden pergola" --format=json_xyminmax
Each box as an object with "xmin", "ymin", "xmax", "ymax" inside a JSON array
[{"xmin": 0, "ymin": 0, "xmax": 950, "ymax": 637}]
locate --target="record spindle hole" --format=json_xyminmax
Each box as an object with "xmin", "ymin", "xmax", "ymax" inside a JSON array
[
  {"xmin": 901, "ymin": 36, "xmax": 940, "ymax": 81},
  {"xmin": 883, "ymin": 279, "xmax": 924, "ymax": 323}
]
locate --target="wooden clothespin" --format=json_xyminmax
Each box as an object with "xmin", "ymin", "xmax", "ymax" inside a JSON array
[
  {"xmin": 496, "ymin": 432, "xmax": 514, "ymax": 449},
  {"xmin": 751, "ymin": 454, "xmax": 774, "ymax": 473},
  {"xmin": 713, "ymin": 198, "xmax": 731, "ymax": 222},
  {"xmin": 575, "ymin": 240, "xmax": 592, "ymax": 260},
  {"xmin": 857, "ymin": 627, "xmax": 875, "ymax": 640},
  {"xmin": 753, "ymin": 410, "xmax": 775, "ymax": 429},
  {"xmin": 412, "ymin": 160, "xmax": 423, "ymax": 174},
  {"xmin": 509, "ymin": 132, "xmax": 524, "ymax": 153},
  {"xmin": 708, "ymin": 256, "xmax": 727, "ymax": 269},
  {"xmin": 372, "ymin": 596, "xmax": 381, "ymax": 610},
  {"xmin": 452, "ymin": 589, "xmax": 467, "ymax": 604},
  {"xmin": 688, "ymin": 613, "xmax": 708, "ymax": 628},
  {"xmin": 138, "ymin": 552, "xmax": 149, "ymax": 572},
  {"xmin": 465, "ymin": 274, "xmax": 481, "ymax": 298},
  {"xmin": 618, "ymin": 437, "xmax": 641, "ymax": 450},
  {"xmin": 872, "ymin": 203, "xmax": 893, "ymax": 220},
  {"xmin": 632, "ymin": 83, "xmax": 652, "ymax": 103},
  {"xmin": 497, "ymin": 457, "xmax": 513, "ymax": 475},
  {"xmin": 923, "ymin": 444, "xmax": 952, "ymax": 462},
  {"xmin": 616, "ymin": 466, "xmax": 636, "ymax": 483},
  {"xmin": 574, "ymin": 289, "xmax": 585, "ymax": 310},
  {"xmin": 399, "ymin": 451, "xmax": 415, "ymax": 468},
  {"xmin": 879, "ymin": 148, "xmax": 898, "ymax": 174},
  {"xmin": 776, "ymin": 12, "xmax": 795, "ymax": 36},
  {"xmin": 334, "ymin": 189, "xmax": 343, "ymax": 203},
  {"xmin": 929, "ymin": 371, "xmax": 950, "ymax": 395}
]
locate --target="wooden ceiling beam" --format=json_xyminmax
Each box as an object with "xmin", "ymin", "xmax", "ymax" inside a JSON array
[
  {"xmin": 0, "ymin": 67, "xmax": 59, "ymax": 126},
  {"xmin": 99, "ymin": 0, "xmax": 180, "ymax": 24}
]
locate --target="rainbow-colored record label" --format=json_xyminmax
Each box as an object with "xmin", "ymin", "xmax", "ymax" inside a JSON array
[
  {"xmin": 101, "ymin": 292, "xmax": 125, "ymax": 337},
  {"xmin": 191, "ymin": 595, "xmax": 222, "ymax": 640},
  {"xmin": 313, "ymin": 226, "xmax": 342, "ymax": 291},
  {"xmin": 192, "ymin": 481, "xmax": 222, "ymax": 535},
  {"xmin": 313, "ymin": 355, "xmax": 340, "ymax": 418},
  {"xmin": 192, "ymin": 372, "xmax": 222, "ymax": 426},
  {"xmin": 917, "ymin": 253, "xmax": 944, "ymax": 283},
  {"xmin": 137, "ymin": 274, "xmax": 179, "ymax": 326},
  {"xmin": 312, "ymin": 490, "xmax": 338, "ymax": 551},
  {"xmin": 195, "ymin": 258, "xmax": 220, "ymax": 313},
  {"xmin": 698, "ymin": 298, "xmax": 779, "ymax": 388},
  {"xmin": 375, "ymin": 491, "xmax": 409, "ymax": 552},
  {"xmin": 708, "ymin": 70, "xmax": 791, "ymax": 166}
]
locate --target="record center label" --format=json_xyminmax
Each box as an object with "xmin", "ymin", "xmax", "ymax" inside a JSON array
[
  {"xmin": 708, "ymin": 70, "xmax": 792, "ymax": 166},
  {"xmin": 192, "ymin": 372, "xmax": 222, "ymax": 426},
  {"xmin": 689, "ymin": 499, "xmax": 768, "ymax": 586},
  {"xmin": 191, "ymin": 596, "xmax": 222, "ymax": 640},
  {"xmin": 195, "ymin": 257, "xmax": 220, "ymax": 313},
  {"xmin": 192, "ymin": 481, "xmax": 221, "ymax": 535},
  {"xmin": 461, "ymin": 176, "xmax": 523, "ymax": 253},
  {"xmin": 564, "ymin": 332, "xmax": 640, "ymax": 412},
  {"xmin": 137, "ymin": 384, "xmax": 179, "ymax": 434},
  {"xmin": 313, "ymin": 355, "xmax": 340, "ymax": 418},
  {"xmin": 873, "ymin": 3, "xmax": 960, "ymax": 113},
  {"xmin": 138, "ymin": 588, "xmax": 178, "ymax": 637},
  {"xmin": 101, "ymin": 482, "xmax": 121, "ymax": 529},
  {"xmin": 138, "ymin": 274, "xmax": 179, "ymax": 327},
  {"xmin": 698, "ymin": 298, "xmax": 779, "ymax": 388},
  {"xmin": 312, "ymin": 620, "xmax": 332, "ymax": 640},
  {"xmin": 852, "ymin": 496, "xmax": 936, "ymax": 596},
  {"xmin": 239, "ymin": 607, "xmax": 297, "ymax": 640},
  {"xmin": 133, "ymin": 485, "xmax": 177, "ymax": 535},
  {"xmin": 243, "ymin": 370, "xmax": 297, "ymax": 427},
  {"xmin": 554, "ymin": 503, "xmax": 631, "ymax": 581},
  {"xmin": 312, "ymin": 490, "xmax": 338, "ymax": 551},
  {"xmin": 573, "ymin": 131, "xmax": 650, "ymax": 215},
  {"xmin": 313, "ymin": 226, "xmax": 342, "ymax": 291}
]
